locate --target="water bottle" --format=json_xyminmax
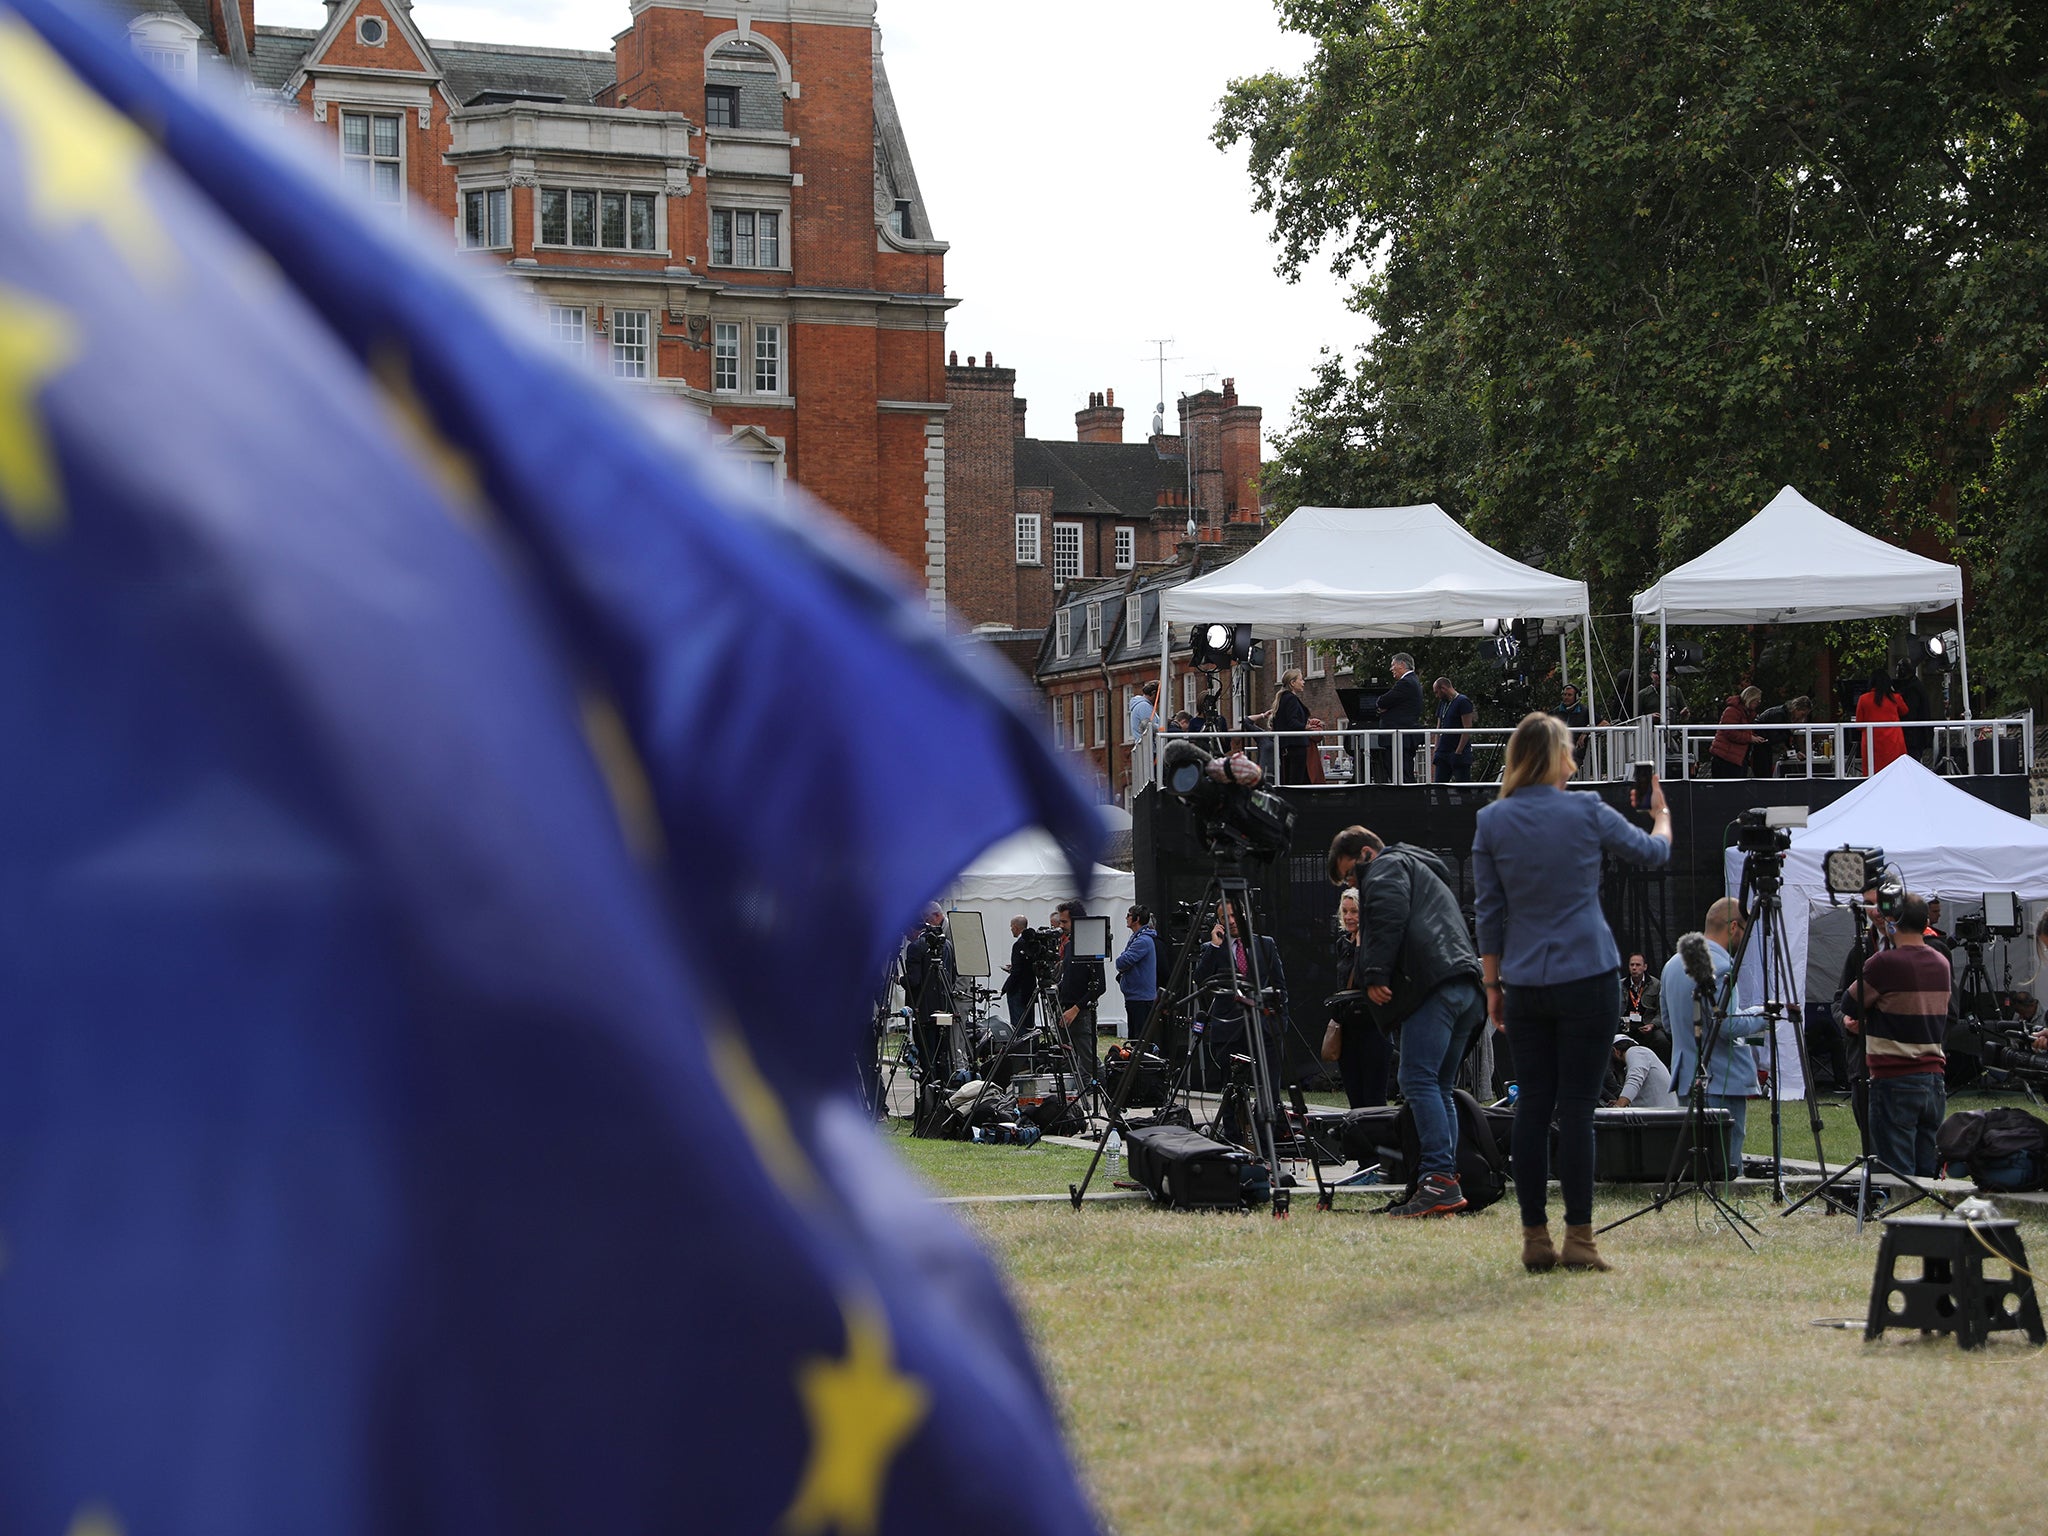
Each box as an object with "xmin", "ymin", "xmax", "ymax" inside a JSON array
[
  {"xmin": 1506, "ymin": 1082, "xmax": 1520, "ymax": 1105},
  {"xmin": 1105, "ymin": 1129, "xmax": 1124, "ymax": 1174}
]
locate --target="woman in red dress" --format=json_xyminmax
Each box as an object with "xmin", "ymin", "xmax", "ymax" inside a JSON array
[{"xmin": 1854, "ymin": 673, "xmax": 1908, "ymax": 776}]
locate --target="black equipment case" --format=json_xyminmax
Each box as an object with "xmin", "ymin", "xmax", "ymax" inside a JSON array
[
  {"xmin": 1125, "ymin": 1124, "xmax": 1256, "ymax": 1210},
  {"xmin": 1591, "ymin": 1106, "xmax": 1732, "ymax": 1182}
]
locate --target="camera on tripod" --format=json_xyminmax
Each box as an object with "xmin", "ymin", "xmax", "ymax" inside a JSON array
[
  {"xmin": 1020, "ymin": 926, "xmax": 1063, "ymax": 974},
  {"xmin": 1734, "ymin": 804, "xmax": 1806, "ymax": 858},
  {"xmin": 1161, "ymin": 740, "xmax": 1295, "ymax": 861}
]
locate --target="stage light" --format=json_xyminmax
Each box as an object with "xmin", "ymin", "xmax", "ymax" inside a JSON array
[
  {"xmin": 1825, "ymin": 845, "xmax": 1885, "ymax": 896},
  {"xmin": 1190, "ymin": 622, "xmax": 1253, "ymax": 669}
]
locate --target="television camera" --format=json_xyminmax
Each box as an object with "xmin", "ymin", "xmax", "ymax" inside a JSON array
[{"xmin": 1161, "ymin": 739, "xmax": 1296, "ymax": 862}]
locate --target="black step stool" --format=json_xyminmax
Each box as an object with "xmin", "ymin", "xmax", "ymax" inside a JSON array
[{"xmin": 1865, "ymin": 1215, "xmax": 2046, "ymax": 1350}]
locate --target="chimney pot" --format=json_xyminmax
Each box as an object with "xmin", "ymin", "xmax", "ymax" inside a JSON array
[
  {"xmin": 1106, "ymin": 387, "xmax": 1115, "ymax": 407},
  {"xmin": 984, "ymin": 352, "xmax": 993, "ymax": 368},
  {"xmin": 948, "ymin": 349, "xmax": 958, "ymax": 366}
]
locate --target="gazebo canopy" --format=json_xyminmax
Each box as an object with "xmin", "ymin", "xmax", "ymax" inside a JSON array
[
  {"xmin": 1159, "ymin": 505, "xmax": 1589, "ymax": 641},
  {"xmin": 1633, "ymin": 486, "xmax": 1962, "ymax": 626}
]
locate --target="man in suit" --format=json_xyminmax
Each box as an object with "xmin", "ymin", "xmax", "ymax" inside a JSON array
[
  {"xmin": 1367, "ymin": 651, "xmax": 1425, "ymax": 783},
  {"xmin": 999, "ymin": 914, "xmax": 1038, "ymax": 1036}
]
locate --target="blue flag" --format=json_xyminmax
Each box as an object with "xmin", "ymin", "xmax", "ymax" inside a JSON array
[{"xmin": 0, "ymin": 4, "xmax": 1102, "ymax": 1532}]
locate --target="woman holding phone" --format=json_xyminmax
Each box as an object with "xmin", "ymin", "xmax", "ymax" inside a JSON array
[{"xmin": 1474, "ymin": 714, "xmax": 1671, "ymax": 1273}]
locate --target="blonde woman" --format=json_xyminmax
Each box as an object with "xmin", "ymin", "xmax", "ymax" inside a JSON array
[
  {"xmin": 1473, "ymin": 713, "xmax": 1670, "ymax": 1272},
  {"xmin": 1253, "ymin": 668, "xmax": 1318, "ymax": 785}
]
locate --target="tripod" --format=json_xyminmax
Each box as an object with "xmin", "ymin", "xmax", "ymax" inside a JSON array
[
  {"xmin": 1722, "ymin": 846, "xmax": 1835, "ymax": 1204},
  {"xmin": 1603, "ymin": 961, "xmax": 1760, "ymax": 1249},
  {"xmin": 1071, "ymin": 852, "xmax": 1295, "ymax": 1212},
  {"xmin": 1782, "ymin": 908, "xmax": 1957, "ymax": 1232}
]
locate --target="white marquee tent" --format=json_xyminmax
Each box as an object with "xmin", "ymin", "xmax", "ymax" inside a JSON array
[
  {"xmin": 1160, "ymin": 504, "xmax": 1591, "ymax": 641},
  {"xmin": 1720, "ymin": 757, "xmax": 2048, "ymax": 1093},
  {"xmin": 943, "ymin": 829, "xmax": 1138, "ymax": 1035},
  {"xmin": 1633, "ymin": 486, "xmax": 1970, "ymax": 720}
]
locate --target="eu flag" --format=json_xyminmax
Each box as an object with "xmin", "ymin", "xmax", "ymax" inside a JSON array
[{"xmin": 0, "ymin": 4, "xmax": 1102, "ymax": 1532}]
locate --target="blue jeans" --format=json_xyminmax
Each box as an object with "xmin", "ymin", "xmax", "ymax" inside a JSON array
[
  {"xmin": 1869, "ymin": 1074, "xmax": 1945, "ymax": 1178},
  {"xmin": 1506, "ymin": 970, "xmax": 1621, "ymax": 1227},
  {"xmin": 1705, "ymin": 1093, "xmax": 1747, "ymax": 1183},
  {"xmin": 1398, "ymin": 978, "xmax": 1486, "ymax": 1179}
]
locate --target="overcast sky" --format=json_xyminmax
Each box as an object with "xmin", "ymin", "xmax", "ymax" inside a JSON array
[{"xmin": 267, "ymin": 0, "xmax": 1370, "ymax": 446}]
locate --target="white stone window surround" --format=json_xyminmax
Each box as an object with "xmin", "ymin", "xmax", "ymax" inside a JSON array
[
  {"xmin": 700, "ymin": 26, "xmax": 799, "ymax": 99},
  {"xmin": 128, "ymin": 11, "xmax": 202, "ymax": 81},
  {"xmin": 533, "ymin": 181, "xmax": 668, "ymax": 256},
  {"xmin": 707, "ymin": 314, "xmax": 792, "ymax": 405}
]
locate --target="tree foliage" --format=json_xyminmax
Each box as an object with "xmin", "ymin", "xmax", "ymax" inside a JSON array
[{"xmin": 1219, "ymin": 0, "xmax": 2048, "ymax": 715}]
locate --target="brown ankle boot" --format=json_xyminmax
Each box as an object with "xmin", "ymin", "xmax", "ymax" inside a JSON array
[
  {"xmin": 1522, "ymin": 1225, "xmax": 1558, "ymax": 1272},
  {"xmin": 1560, "ymin": 1224, "xmax": 1612, "ymax": 1272}
]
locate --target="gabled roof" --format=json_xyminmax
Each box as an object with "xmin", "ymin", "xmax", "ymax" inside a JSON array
[
  {"xmin": 1633, "ymin": 485, "xmax": 1964, "ymax": 625},
  {"xmin": 1015, "ymin": 438, "xmax": 1183, "ymax": 520}
]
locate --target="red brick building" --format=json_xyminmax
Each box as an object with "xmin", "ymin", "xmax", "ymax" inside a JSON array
[
  {"xmin": 942, "ymin": 359, "xmax": 1267, "ymax": 641},
  {"xmin": 118, "ymin": 0, "xmax": 954, "ymax": 607}
]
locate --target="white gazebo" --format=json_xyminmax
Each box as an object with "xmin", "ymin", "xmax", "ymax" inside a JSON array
[
  {"xmin": 1632, "ymin": 486, "xmax": 1969, "ymax": 723},
  {"xmin": 1158, "ymin": 504, "xmax": 1594, "ymax": 698},
  {"xmin": 1720, "ymin": 757, "xmax": 2048, "ymax": 1095}
]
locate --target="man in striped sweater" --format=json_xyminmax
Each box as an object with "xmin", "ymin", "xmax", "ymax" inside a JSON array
[{"xmin": 1842, "ymin": 892, "xmax": 1951, "ymax": 1177}]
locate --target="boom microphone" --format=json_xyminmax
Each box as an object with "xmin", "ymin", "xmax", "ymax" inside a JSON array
[{"xmin": 1678, "ymin": 931, "xmax": 1716, "ymax": 995}]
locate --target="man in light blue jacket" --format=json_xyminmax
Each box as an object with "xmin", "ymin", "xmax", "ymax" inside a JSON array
[
  {"xmin": 1662, "ymin": 898, "xmax": 1765, "ymax": 1181},
  {"xmin": 1115, "ymin": 905, "xmax": 1159, "ymax": 1041}
]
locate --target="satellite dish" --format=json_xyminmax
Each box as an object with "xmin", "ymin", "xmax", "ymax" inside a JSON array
[{"xmin": 1151, "ymin": 412, "xmax": 1164, "ymax": 435}]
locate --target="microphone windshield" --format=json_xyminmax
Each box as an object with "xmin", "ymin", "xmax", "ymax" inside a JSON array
[{"xmin": 1677, "ymin": 931, "xmax": 1716, "ymax": 992}]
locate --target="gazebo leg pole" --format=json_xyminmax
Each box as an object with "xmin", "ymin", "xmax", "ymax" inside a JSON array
[
  {"xmin": 1955, "ymin": 603, "xmax": 1975, "ymax": 724},
  {"xmin": 1659, "ymin": 611, "xmax": 1670, "ymax": 773}
]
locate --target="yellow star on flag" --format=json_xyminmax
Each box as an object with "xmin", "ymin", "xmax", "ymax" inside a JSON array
[
  {"xmin": 67, "ymin": 1505, "xmax": 124, "ymax": 1536},
  {"xmin": 782, "ymin": 1299, "xmax": 929, "ymax": 1536},
  {"xmin": 0, "ymin": 282, "xmax": 78, "ymax": 537},
  {"xmin": 0, "ymin": 18, "xmax": 172, "ymax": 280}
]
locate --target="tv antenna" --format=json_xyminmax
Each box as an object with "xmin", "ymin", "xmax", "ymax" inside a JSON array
[{"xmin": 1142, "ymin": 338, "xmax": 1182, "ymax": 434}]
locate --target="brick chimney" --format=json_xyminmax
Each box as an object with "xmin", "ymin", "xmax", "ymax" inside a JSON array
[
  {"xmin": 1075, "ymin": 387, "xmax": 1123, "ymax": 444},
  {"xmin": 1216, "ymin": 378, "xmax": 1263, "ymax": 523},
  {"xmin": 1013, "ymin": 398, "xmax": 1029, "ymax": 438}
]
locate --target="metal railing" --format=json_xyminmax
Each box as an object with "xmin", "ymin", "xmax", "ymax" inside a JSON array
[{"xmin": 1140, "ymin": 716, "xmax": 2037, "ymax": 790}]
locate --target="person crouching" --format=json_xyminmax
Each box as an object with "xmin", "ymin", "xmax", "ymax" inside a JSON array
[{"xmin": 1328, "ymin": 824, "xmax": 1487, "ymax": 1216}]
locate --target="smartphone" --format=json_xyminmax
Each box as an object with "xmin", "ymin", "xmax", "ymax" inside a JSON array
[{"xmin": 1633, "ymin": 761, "xmax": 1655, "ymax": 806}]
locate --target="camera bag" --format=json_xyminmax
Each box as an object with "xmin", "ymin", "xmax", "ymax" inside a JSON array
[
  {"xmin": 1101, "ymin": 1042, "xmax": 1171, "ymax": 1108},
  {"xmin": 1125, "ymin": 1123, "xmax": 1254, "ymax": 1210}
]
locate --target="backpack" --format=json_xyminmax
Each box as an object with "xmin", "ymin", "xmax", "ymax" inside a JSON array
[{"xmin": 1393, "ymin": 1088, "xmax": 1510, "ymax": 1213}]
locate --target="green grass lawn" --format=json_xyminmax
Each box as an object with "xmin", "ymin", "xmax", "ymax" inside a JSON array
[{"xmin": 885, "ymin": 1104, "xmax": 2048, "ymax": 1534}]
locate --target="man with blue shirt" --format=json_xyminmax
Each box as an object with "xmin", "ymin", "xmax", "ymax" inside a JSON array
[
  {"xmin": 1661, "ymin": 898, "xmax": 1764, "ymax": 1181},
  {"xmin": 1128, "ymin": 679, "xmax": 1159, "ymax": 743},
  {"xmin": 1431, "ymin": 676, "xmax": 1477, "ymax": 783},
  {"xmin": 1115, "ymin": 905, "xmax": 1159, "ymax": 1041}
]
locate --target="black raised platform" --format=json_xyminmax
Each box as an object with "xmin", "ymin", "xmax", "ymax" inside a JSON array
[{"xmin": 1134, "ymin": 774, "xmax": 2030, "ymax": 1089}]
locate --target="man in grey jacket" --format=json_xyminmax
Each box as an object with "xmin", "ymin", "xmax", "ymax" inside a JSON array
[{"xmin": 1328, "ymin": 825, "xmax": 1487, "ymax": 1217}]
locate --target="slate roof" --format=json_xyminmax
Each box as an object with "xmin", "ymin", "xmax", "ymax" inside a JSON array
[
  {"xmin": 1037, "ymin": 567, "xmax": 1194, "ymax": 681},
  {"xmin": 1015, "ymin": 438, "xmax": 1184, "ymax": 520},
  {"xmin": 437, "ymin": 43, "xmax": 616, "ymax": 108},
  {"xmin": 244, "ymin": 27, "xmax": 616, "ymax": 108},
  {"xmin": 249, "ymin": 27, "xmax": 313, "ymax": 91}
]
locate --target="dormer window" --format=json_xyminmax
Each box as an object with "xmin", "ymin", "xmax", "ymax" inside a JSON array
[
  {"xmin": 127, "ymin": 12, "xmax": 201, "ymax": 83},
  {"xmin": 705, "ymin": 86, "xmax": 738, "ymax": 129},
  {"xmin": 358, "ymin": 16, "xmax": 387, "ymax": 46}
]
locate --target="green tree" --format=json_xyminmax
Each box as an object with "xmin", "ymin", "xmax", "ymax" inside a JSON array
[{"xmin": 1220, "ymin": 0, "xmax": 2048, "ymax": 716}]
